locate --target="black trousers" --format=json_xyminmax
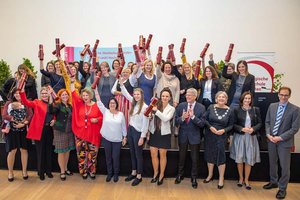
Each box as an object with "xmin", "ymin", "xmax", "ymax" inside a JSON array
[
  {"xmin": 35, "ymin": 125, "xmax": 53, "ymax": 176},
  {"xmin": 178, "ymin": 142, "xmax": 200, "ymax": 179},
  {"xmin": 127, "ymin": 126, "xmax": 143, "ymax": 174},
  {"xmin": 102, "ymin": 137, "xmax": 122, "ymax": 176}
]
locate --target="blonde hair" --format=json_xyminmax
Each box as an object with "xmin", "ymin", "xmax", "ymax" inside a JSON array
[
  {"xmin": 182, "ymin": 63, "xmax": 193, "ymax": 80},
  {"xmin": 80, "ymin": 88, "xmax": 94, "ymax": 100},
  {"xmin": 142, "ymin": 59, "xmax": 154, "ymax": 76}
]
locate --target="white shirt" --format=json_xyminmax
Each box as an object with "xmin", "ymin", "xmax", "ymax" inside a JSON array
[
  {"xmin": 203, "ymin": 79, "xmax": 212, "ymax": 101},
  {"xmin": 96, "ymin": 100, "xmax": 127, "ymax": 142}
]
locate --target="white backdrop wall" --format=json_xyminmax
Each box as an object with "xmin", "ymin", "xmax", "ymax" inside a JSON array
[{"xmin": 1, "ymin": 0, "xmax": 300, "ymax": 150}]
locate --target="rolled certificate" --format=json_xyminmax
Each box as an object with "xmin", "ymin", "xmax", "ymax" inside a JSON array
[
  {"xmin": 118, "ymin": 43, "xmax": 125, "ymax": 67},
  {"xmin": 91, "ymin": 71, "xmax": 102, "ymax": 89},
  {"xmin": 92, "ymin": 50, "xmax": 97, "ymax": 69},
  {"xmin": 145, "ymin": 34, "xmax": 153, "ymax": 50},
  {"xmin": 81, "ymin": 44, "xmax": 91, "ymax": 56},
  {"xmin": 55, "ymin": 38, "xmax": 60, "ymax": 57},
  {"xmin": 52, "ymin": 43, "xmax": 65, "ymax": 56},
  {"xmin": 224, "ymin": 43, "xmax": 234, "ymax": 62},
  {"xmin": 200, "ymin": 43, "xmax": 210, "ymax": 58},
  {"xmin": 144, "ymin": 98, "xmax": 159, "ymax": 117},
  {"xmin": 133, "ymin": 45, "xmax": 141, "ymax": 63},
  {"xmin": 168, "ymin": 44, "xmax": 175, "ymax": 62},
  {"xmin": 87, "ymin": 48, "xmax": 93, "ymax": 58},
  {"xmin": 194, "ymin": 60, "xmax": 202, "ymax": 79},
  {"xmin": 115, "ymin": 66, "xmax": 123, "ymax": 79},
  {"xmin": 139, "ymin": 35, "xmax": 143, "ymax": 49},
  {"xmin": 156, "ymin": 46, "xmax": 163, "ymax": 64},
  {"xmin": 92, "ymin": 39, "xmax": 100, "ymax": 52},
  {"xmin": 47, "ymin": 85, "xmax": 59, "ymax": 100},
  {"xmin": 17, "ymin": 73, "xmax": 27, "ymax": 90},
  {"xmin": 38, "ymin": 44, "xmax": 44, "ymax": 61},
  {"xmin": 180, "ymin": 38, "xmax": 186, "ymax": 53}
]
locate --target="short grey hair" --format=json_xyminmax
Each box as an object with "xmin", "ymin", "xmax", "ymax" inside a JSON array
[
  {"xmin": 186, "ymin": 88, "xmax": 198, "ymax": 97},
  {"xmin": 215, "ymin": 91, "xmax": 228, "ymax": 100}
]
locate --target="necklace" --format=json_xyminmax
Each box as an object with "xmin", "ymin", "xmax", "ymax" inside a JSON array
[
  {"xmin": 84, "ymin": 103, "xmax": 93, "ymax": 128},
  {"xmin": 214, "ymin": 106, "xmax": 230, "ymax": 120}
]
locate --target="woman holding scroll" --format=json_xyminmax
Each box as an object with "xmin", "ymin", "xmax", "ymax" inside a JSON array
[
  {"xmin": 222, "ymin": 60, "xmax": 255, "ymax": 107},
  {"xmin": 40, "ymin": 60, "xmax": 66, "ymax": 93},
  {"xmin": 70, "ymin": 78, "xmax": 103, "ymax": 180},
  {"xmin": 119, "ymin": 80, "xmax": 149, "ymax": 186},
  {"xmin": 41, "ymin": 61, "xmax": 55, "ymax": 87},
  {"xmin": 148, "ymin": 88, "xmax": 175, "ymax": 185},
  {"xmin": 17, "ymin": 64, "xmax": 38, "ymax": 100},
  {"xmin": 20, "ymin": 85, "xmax": 55, "ymax": 181}
]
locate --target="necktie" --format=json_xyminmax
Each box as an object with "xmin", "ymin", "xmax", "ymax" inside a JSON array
[
  {"xmin": 272, "ymin": 105, "xmax": 284, "ymax": 135},
  {"xmin": 185, "ymin": 104, "xmax": 192, "ymax": 124}
]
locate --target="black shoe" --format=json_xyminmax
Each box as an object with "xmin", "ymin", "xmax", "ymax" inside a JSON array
[
  {"xmin": 131, "ymin": 178, "xmax": 142, "ymax": 186},
  {"xmin": 60, "ymin": 173, "xmax": 66, "ymax": 181},
  {"xmin": 22, "ymin": 172, "xmax": 29, "ymax": 180},
  {"xmin": 125, "ymin": 174, "xmax": 136, "ymax": 182},
  {"xmin": 218, "ymin": 184, "xmax": 224, "ymax": 189},
  {"xmin": 89, "ymin": 173, "xmax": 96, "ymax": 180},
  {"xmin": 39, "ymin": 174, "xmax": 45, "ymax": 181},
  {"xmin": 175, "ymin": 175, "xmax": 184, "ymax": 184},
  {"xmin": 82, "ymin": 173, "xmax": 88, "ymax": 180},
  {"xmin": 157, "ymin": 177, "xmax": 164, "ymax": 186},
  {"xmin": 113, "ymin": 175, "xmax": 119, "ymax": 183},
  {"xmin": 106, "ymin": 175, "xmax": 112, "ymax": 182},
  {"xmin": 8, "ymin": 174, "xmax": 14, "ymax": 182},
  {"xmin": 151, "ymin": 175, "xmax": 159, "ymax": 183},
  {"xmin": 245, "ymin": 184, "xmax": 252, "ymax": 190},
  {"xmin": 46, "ymin": 173, "xmax": 53, "ymax": 178},
  {"xmin": 203, "ymin": 177, "xmax": 213, "ymax": 183},
  {"xmin": 263, "ymin": 182, "xmax": 278, "ymax": 190},
  {"xmin": 276, "ymin": 190, "xmax": 286, "ymax": 199},
  {"xmin": 65, "ymin": 170, "xmax": 73, "ymax": 176},
  {"xmin": 237, "ymin": 181, "xmax": 243, "ymax": 187},
  {"xmin": 191, "ymin": 178, "xmax": 198, "ymax": 189}
]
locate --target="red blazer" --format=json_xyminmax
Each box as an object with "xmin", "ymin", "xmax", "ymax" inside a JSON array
[{"xmin": 20, "ymin": 92, "xmax": 48, "ymax": 141}]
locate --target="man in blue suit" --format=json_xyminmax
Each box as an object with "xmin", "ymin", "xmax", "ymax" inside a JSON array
[
  {"xmin": 174, "ymin": 88, "xmax": 206, "ymax": 188},
  {"xmin": 263, "ymin": 86, "xmax": 300, "ymax": 199}
]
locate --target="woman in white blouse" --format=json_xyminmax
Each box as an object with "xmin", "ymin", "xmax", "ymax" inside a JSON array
[
  {"xmin": 119, "ymin": 80, "xmax": 149, "ymax": 186},
  {"xmin": 94, "ymin": 88, "xmax": 127, "ymax": 183},
  {"xmin": 148, "ymin": 88, "xmax": 175, "ymax": 185}
]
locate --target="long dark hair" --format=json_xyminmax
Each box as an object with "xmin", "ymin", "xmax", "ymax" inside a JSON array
[
  {"xmin": 155, "ymin": 88, "xmax": 173, "ymax": 129},
  {"xmin": 9, "ymin": 87, "xmax": 20, "ymax": 102},
  {"xmin": 129, "ymin": 88, "xmax": 145, "ymax": 116}
]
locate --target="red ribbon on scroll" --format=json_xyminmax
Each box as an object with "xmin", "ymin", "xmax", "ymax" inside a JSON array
[{"xmin": 144, "ymin": 98, "xmax": 159, "ymax": 117}]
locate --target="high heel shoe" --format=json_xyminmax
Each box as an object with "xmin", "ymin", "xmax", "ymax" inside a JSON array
[
  {"xmin": 22, "ymin": 172, "xmax": 29, "ymax": 180},
  {"xmin": 151, "ymin": 175, "xmax": 159, "ymax": 183},
  {"xmin": 157, "ymin": 177, "xmax": 164, "ymax": 186},
  {"xmin": 82, "ymin": 173, "xmax": 88, "ymax": 180},
  {"xmin": 203, "ymin": 177, "xmax": 213, "ymax": 183},
  {"xmin": 65, "ymin": 170, "xmax": 73, "ymax": 176},
  {"xmin": 8, "ymin": 174, "xmax": 14, "ymax": 182},
  {"xmin": 60, "ymin": 173, "xmax": 66, "ymax": 181},
  {"xmin": 217, "ymin": 184, "xmax": 224, "ymax": 189}
]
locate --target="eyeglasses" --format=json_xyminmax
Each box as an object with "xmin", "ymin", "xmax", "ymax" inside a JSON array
[{"xmin": 279, "ymin": 94, "xmax": 290, "ymax": 97}]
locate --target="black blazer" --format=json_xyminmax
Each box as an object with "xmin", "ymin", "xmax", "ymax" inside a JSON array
[
  {"xmin": 197, "ymin": 78, "xmax": 223, "ymax": 104},
  {"xmin": 233, "ymin": 106, "xmax": 262, "ymax": 135},
  {"xmin": 222, "ymin": 65, "xmax": 255, "ymax": 105},
  {"xmin": 175, "ymin": 102, "xmax": 206, "ymax": 145}
]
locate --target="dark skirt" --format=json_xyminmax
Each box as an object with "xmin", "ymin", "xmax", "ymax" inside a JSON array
[
  {"xmin": 5, "ymin": 129, "xmax": 29, "ymax": 152},
  {"xmin": 148, "ymin": 129, "xmax": 171, "ymax": 149}
]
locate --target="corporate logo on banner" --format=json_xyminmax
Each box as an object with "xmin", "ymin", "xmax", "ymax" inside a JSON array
[
  {"xmin": 64, "ymin": 46, "xmax": 135, "ymax": 69},
  {"xmin": 237, "ymin": 52, "xmax": 275, "ymax": 93}
]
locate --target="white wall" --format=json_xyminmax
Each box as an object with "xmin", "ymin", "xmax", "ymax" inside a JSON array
[{"xmin": 1, "ymin": 0, "xmax": 300, "ymax": 150}]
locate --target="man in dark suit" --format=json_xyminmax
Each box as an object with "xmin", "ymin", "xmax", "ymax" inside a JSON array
[
  {"xmin": 263, "ymin": 86, "xmax": 300, "ymax": 199},
  {"xmin": 174, "ymin": 88, "xmax": 206, "ymax": 188}
]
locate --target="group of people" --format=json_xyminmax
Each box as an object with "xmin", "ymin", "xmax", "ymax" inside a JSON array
[{"xmin": 1, "ymin": 48, "xmax": 299, "ymax": 200}]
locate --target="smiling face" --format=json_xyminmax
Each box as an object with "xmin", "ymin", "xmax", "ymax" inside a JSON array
[
  {"xmin": 133, "ymin": 90, "xmax": 142, "ymax": 102},
  {"xmin": 81, "ymin": 91, "xmax": 91, "ymax": 103},
  {"xmin": 113, "ymin": 60, "xmax": 120, "ymax": 71},
  {"xmin": 47, "ymin": 63, "xmax": 55, "ymax": 72},
  {"xmin": 71, "ymin": 66, "xmax": 77, "ymax": 75},
  {"xmin": 14, "ymin": 90, "xmax": 21, "ymax": 101},
  {"xmin": 54, "ymin": 61, "xmax": 61, "ymax": 73},
  {"xmin": 205, "ymin": 67, "xmax": 212, "ymax": 79},
  {"xmin": 60, "ymin": 91, "xmax": 69, "ymax": 103},
  {"xmin": 109, "ymin": 99, "xmax": 117, "ymax": 111},
  {"xmin": 161, "ymin": 91, "xmax": 171, "ymax": 104},
  {"xmin": 144, "ymin": 62, "xmax": 153, "ymax": 73},
  {"xmin": 278, "ymin": 89, "xmax": 290, "ymax": 104},
  {"xmin": 237, "ymin": 63, "xmax": 246, "ymax": 75},
  {"xmin": 122, "ymin": 69, "xmax": 130, "ymax": 79},
  {"xmin": 185, "ymin": 91, "xmax": 196, "ymax": 103},
  {"xmin": 40, "ymin": 89, "xmax": 49, "ymax": 102},
  {"xmin": 183, "ymin": 64, "xmax": 191, "ymax": 75},
  {"xmin": 216, "ymin": 93, "xmax": 227, "ymax": 106},
  {"xmin": 164, "ymin": 63, "xmax": 172, "ymax": 75},
  {"xmin": 100, "ymin": 64, "xmax": 109, "ymax": 74},
  {"xmin": 242, "ymin": 94, "xmax": 252, "ymax": 107},
  {"xmin": 83, "ymin": 63, "xmax": 89, "ymax": 72}
]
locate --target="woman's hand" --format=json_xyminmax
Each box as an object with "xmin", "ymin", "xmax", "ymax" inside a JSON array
[
  {"xmin": 90, "ymin": 118, "xmax": 99, "ymax": 124},
  {"xmin": 210, "ymin": 126, "xmax": 218, "ymax": 134},
  {"xmin": 138, "ymin": 137, "xmax": 144, "ymax": 146},
  {"xmin": 13, "ymin": 122, "xmax": 25, "ymax": 129},
  {"xmin": 50, "ymin": 119, "xmax": 56, "ymax": 127},
  {"xmin": 216, "ymin": 129, "xmax": 225, "ymax": 135},
  {"xmin": 122, "ymin": 137, "xmax": 127, "ymax": 146}
]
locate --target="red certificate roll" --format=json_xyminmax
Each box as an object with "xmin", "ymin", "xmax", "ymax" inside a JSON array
[
  {"xmin": 81, "ymin": 44, "xmax": 90, "ymax": 56},
  {"xmin": 194, "ymin": 60, "xmax": 202, "ymax": 79},
  {"xmin": 145, "ymin": 34, "xmax": 153, "ymax": 50},
  {"xmin": 224, "ymin": 43, "xmax": 235, "ymax": 62},
  {"xmin": 180, "ymin": 38, "xmax": 186, "ymax": 53},
  {"xmin": 93, "ymin": 39, "xmax": 100, "ymax": 52},
  {"xmin": 87, "ymin": 48, "xmax": 93, "ymax": 58},
  {"xmin": 91, "ymin": 71, "xmax": 102, "ymax": 89},
  {"xmin": 38, "ymin": 44, "xmax": 44, "ymax": 61},
  {"xmin": 92, "ymin": 50, "xmax": 97, "ymax": 69},
  {"xmin": 55, "ymin": 38, "xmax": 60, "ymax": 57},
  {"xmin": 200, "ymin": 43, "xmax": 210, "ymax": 58},
  {"xmin": 139, "ymin": 35, "xmax": 143, "ymax": 49},
  {"xmin": 65, "ymin": 61, "xmax": 75, "ymax": 77},
  {"xmin": 17, "ymin": 73, "xmax": 27, "ymax": 90},
  {"xmin": 156, "ymin": 46, "xmax": 163, "ymax": 64},
  {"xmin": 52, "ymin": 43, "xmax": 65, "ymax": 56},
  {"xmin": 168, "ymin": 44, "xmax": 175, "ymax": 62},
  {"xmin": 144, "ymin": 98, "xmax": 159, "ymax": 117},
  {"xmin": 115, "ymin": 66, "xmax": 123, "ymax": 79},
  {"xmin": 47, "ymin": 85, "xmax": 59, "ymax": 100},
  {"xmin": 133, "ymin": 45, "xmax": 141, "ymax": 63}
]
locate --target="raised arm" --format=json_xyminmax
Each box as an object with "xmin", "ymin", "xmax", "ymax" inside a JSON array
[
  {"xmin": 120, "ymin": 83, "xmax": 133, "ymax": 103},
  {"xmin": 94, "ymin": 87, "xmax": 107, "ymax": 114}
]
